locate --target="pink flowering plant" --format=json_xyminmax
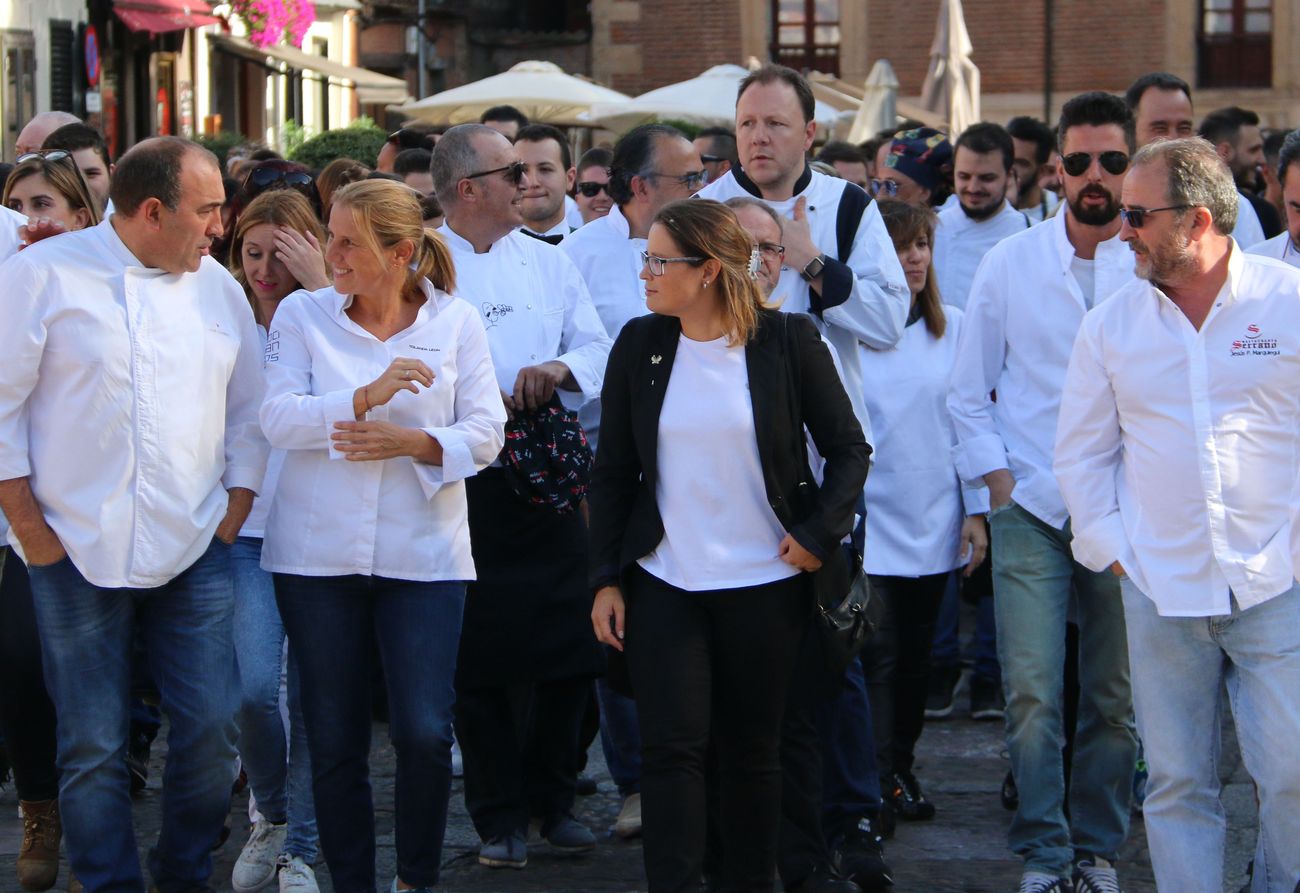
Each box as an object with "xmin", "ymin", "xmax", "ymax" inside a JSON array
[
  {"xmin": 284, "ymin": 0, "xmax": 315, "ymax": 48},
  {"xmin": 232, "ymin": 0, "xmax": 313, "ymax": 48}
]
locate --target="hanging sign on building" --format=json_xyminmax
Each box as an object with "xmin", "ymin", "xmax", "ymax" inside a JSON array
[{"xmin": 84, "ymin": 26, "xmax": 101, "ymax": 88}]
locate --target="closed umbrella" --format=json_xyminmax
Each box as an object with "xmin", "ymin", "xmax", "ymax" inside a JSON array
[
  {"xmin": 393, "ymin": 60, "xmax": 631, "ymax": 127},
  {"xmin": 848, "ymin": 60, "xmax": 900, "ymax": 143},
  {"xmin": 919, "ymin": 0, "xmax": 981, "ymax": 136}
]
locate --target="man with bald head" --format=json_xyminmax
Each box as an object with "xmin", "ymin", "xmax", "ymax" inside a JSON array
[
  {"xmin": 0, "ymin": 136, "xmax": 267, "ymax": 893},
  {"xmin": 15, "ymin": 111, "xmax": 81, "ymax": 156}
]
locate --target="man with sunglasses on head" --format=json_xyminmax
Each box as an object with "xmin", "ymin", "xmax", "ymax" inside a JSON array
[
  {"xmin": 429, "ymin": 123, "xmax": 612, "ymax": 871},
  {"xmin": 1056, "ymin": 136, "xmax": 1300, "ymax": 893},
  {"xmin": 571, "ymin": 147, "xmax": 614, "ymax": 226},
  {"xmin": 948, "ymin": 92, "xmax": 1139, "ymax": 893}
]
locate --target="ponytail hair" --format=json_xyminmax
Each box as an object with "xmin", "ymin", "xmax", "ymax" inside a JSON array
[{"xmin": 331, "ymin": 179, "xmax": 456, "ymax": 297}]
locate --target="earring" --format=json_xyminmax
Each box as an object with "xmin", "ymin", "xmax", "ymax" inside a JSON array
[{"xmin": 702, "ymin": 279, "xmax": 710, "ymax": 287}]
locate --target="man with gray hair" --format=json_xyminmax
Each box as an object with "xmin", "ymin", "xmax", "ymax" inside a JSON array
[
  {"xmin": 1055, "ymin": 137, "xmax": 1300, "ymax": 893},
  {"xmin": 1248, "ymin": 130, "xmax": 1300, "ymax": 268}
]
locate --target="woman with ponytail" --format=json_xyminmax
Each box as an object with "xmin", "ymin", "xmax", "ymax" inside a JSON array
[
  {"xmin": 259, "ymin": 179, "xmax": 506, "ymax": 893},
  {"xmin": 589, "ymin": 199, "xmax": 870, "ymax": 893}
]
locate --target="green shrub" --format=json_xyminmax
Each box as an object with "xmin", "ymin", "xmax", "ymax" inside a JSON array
[
  {"xmin": 192, "ymin": 131, "xmax": 246, "ymax": 169},
  {"xmin": 289, "ymin": 125, "xmax": 388, "ymax": 171}
]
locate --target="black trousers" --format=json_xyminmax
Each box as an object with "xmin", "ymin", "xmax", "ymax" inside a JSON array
[
  {"xmin": 861, "ymin": 572, "xmax": 949, "ymax": 777},
  {"xmin": 0, "ymin": 548, "xmax": 59, "ymax": 802},
  {"xmin": 456, "ymin": 675, "xmax": 591, "ymax": 841},
  {"xmin": 625, "ymin": 564, "xmax": 807, "ymax": 893}
]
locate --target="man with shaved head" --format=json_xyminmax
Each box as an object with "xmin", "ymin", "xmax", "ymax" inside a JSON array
[
  {"xmin": 15, "ymin": 111, "xmax": 81, "ymax": 156},
  {"xmin": 0, "ymin": 136, "xmax": 267, "ymax": 893}
]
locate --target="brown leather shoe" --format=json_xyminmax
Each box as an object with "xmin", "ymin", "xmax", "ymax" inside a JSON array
[{"xmin": 17, "ymin": 799, "xmax": 61, "ymax": 891}]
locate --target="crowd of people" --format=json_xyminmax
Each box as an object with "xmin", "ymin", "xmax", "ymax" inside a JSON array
[{"xmin": 0, "ymin": 61, "xmax": 1298, "ymax": 893}]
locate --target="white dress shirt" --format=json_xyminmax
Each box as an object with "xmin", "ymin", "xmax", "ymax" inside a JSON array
[
  {"xmin": 437, "ymin": 225, "xmax": 611, "ymax": 409},
  {"xmin": 520, "ymin": 219, "xmax": 572, "ymax": 242},
  {"xmin": 1055, "ymin": 246, "xmax": 1300, "ymax": 616},
  {"xmin": 1020, "ymin": 191, "xmax": 1061, "ymax": 225},
  {"xmin": 1247, "ymin": 231, "xmax": 1300, "ymax": 269},
  {"xmin": 564, "ymin": 194, "xmax": 585, "ymax": 231},
  {"xmin": 699, "ymin": 168, "xmax": 910, "ymax": 448},
  {"xmin": 0, "ymin": 217, "xmax": 268, "ymax": 587},
  {"xmin": 239, "ymin": 326, "xmax": 285, "ymax": 540},
  {"xmin": 259, "ymin": 281, "xmax": 505, "ymax": 581},
  {"xmin": 0, "ymin": 207, "xmax": 24, "ymax": 543},
  {"xmin": 1231, "ymin": 191, "xmax": 1266, "ymax": 248},
  {"xmin": 860, "ymin": 309, "xmax": 988, "ymax": 576},
  {"xmin": 933, "ymin": 200, "xmax": 1030, "ymax": 309},
  {"xmin": 948, "ymin": 207, "xmax": 1136, "ymax": 529}
]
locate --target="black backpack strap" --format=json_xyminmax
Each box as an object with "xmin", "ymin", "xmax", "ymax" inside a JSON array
[{"xmin": 811, "ymin": 182, "xmax": 872, "ymax": 318}]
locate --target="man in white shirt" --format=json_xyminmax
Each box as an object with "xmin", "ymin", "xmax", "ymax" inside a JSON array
[
  {"xmin": 430, "ymin": 123, "xmax": 612, "ymax": 869},
  {"xmin": 1008, "ymin": 116, "xmax": 1061, "ymax": 225},
  {"xmin": 1055, "ymin": 137, "xmax": 1300, "ymax": 893},
  {"xmin": 0, "ymin": 136, "xmax": 267, "ymax": 893},
  {"xmin": 948, "ymin": 92, "xmax": 1139, "ymax": 893},
  {"xmin": 935, "ymin": 123, "xmax": 1031, "ymax": 310},
  {"xmin": 1248, "ymin": 130, "xmax": 1300, "ymax": 269},
  {"xmin": 515, "ymin": 123, "xmax": 577, "ymax": 244}
]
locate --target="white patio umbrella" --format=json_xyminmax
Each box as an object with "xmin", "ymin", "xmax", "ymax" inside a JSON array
[
  {"xmin": 848, "ymin": 60, "xmax": 900, "ymax": 143},
  {"xmin": 919, "ymin": 0, "xmax": 981, "ymax": 136},
  {"xmin": 393, "ymin": 60, "xmax": 632, "ymax": 127},
  {"xmin": 586, "ymin": 64, "xmax": 847, "ymax": 134}
]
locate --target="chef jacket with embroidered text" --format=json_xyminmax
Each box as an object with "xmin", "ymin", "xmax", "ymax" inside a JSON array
[
  {"xmin": 258, "ymin": 281, "xmax": 505, "ymax": 581},
  {"xmin": 933, "ymin": 200, "xmax": 1030, "ymax": 310},
  {"xmin": 0, "ymin": 217, "xmax": 268, "ymax": 588},
  {"xmin": 860, "ymin": 307, "xmax": 989, "ymax": 576},
  {"xmin": 948, "ymin": 206, "xmax": 1136, "ymax": 529},
  {"xmin": 437, "ymin": 225, "xmax": 611, "ymax": 410},
  {"xmin": 1054, "ymin": 246, "xmax": 1300, "ymax": 617},
  {"xmin": 698, "ymin": 167, "xmax": 910, "ymax": 442}
]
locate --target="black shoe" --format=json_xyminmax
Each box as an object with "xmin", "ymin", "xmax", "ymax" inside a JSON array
[
  {"xmin": 832, "ymin": 817, "xmax": 893, "ymax": 892},
  {"xmin": 1001, "ymin": 769, "xmax": 1019, "ymax": 811},
  {"xmin": 874, "ymin": 802, "xmax": 895, "ymax": 840},
  {"xmin": 924, "ymin": 665, "xmax": 964, "ymax": 719},
  {"xmin": 792, "ymin": 864, "xmax": 862, "ymax": 893},
  {"xmin": 969, "ymin": 675, "xmax": 1005, "ymax": 720},
  {"xmin": 575, "ymin": 774, "xmax": 598, "ymax": 796},
  {"xmin": 884, "ymin": 770, "xmax": 935, "ymax": 821}
]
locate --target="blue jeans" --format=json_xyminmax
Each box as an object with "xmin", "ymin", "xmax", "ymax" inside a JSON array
[
  {"xmin": 28, "ymin": 538, "xmax": 240, "ymax": 893},
  {"xmin": 231, "ymin": 537, "xmax": 318, "ymax": 860},
  {"xmin": 1121, "ymin": 580, "xmax": 1300, "ymax": 893},
  {"xmin": 819, "ymin": 654, "xmax": 882, "ymax": 828},
  {"xmin": 275, "ymin": 573, "xmax": 465, "ymax": 893},
  {"xmin": 596, "ymin": 677, "xmax": 641, "ymax": 797},
  {"xmin": 990, "ymin": 502, "xmax": 1135, "ymax": 875},
  {"xmin": 932, "ymin": 571, "xmax": 1000, "ymax": 683}
]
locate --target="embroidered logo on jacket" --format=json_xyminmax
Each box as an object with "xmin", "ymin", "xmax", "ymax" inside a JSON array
[{"xmin": 482, "ymin": 303, "xmax": 515, "ymax": 328}]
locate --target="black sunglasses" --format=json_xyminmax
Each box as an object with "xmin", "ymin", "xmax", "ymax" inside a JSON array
[
  {"xmin": 575, "ymin": 181, "xmax": 610, "ymax": 198},
  {"xmin": 700, "ymin": 154, "xmax": 727, "ymax": 164},
  {"xmin": 1118, "ymin": 204, "xmax": 1193, "ymax": 229},
  {"xmin": 465, "ymin": 160, "xmax": 526, "ymax": 186},
  {"xmin": 247, "ymin": 167, "xmax": 315, "ymax": 190},
  {"xmin": 869, "ymin": 178, "xmax": 899, "ymax": 197},
  {"xmin": 1061, "ymin": 151, "xmax": 1129, "ymax": 177}
]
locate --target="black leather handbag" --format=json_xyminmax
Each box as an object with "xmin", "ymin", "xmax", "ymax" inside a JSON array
[{"xmin": 781, "ymin": 314, "xmax": 877, "ymax": 677}]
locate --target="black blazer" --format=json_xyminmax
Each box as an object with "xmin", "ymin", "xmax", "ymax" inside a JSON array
[{"xmin": 588, "ymin": 308, "xmax": 871, "ymax": 591}]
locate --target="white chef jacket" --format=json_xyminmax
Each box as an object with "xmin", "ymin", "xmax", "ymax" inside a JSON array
[
  {"xmin": 1231, "ymin": 191, "xmax": 1266, "ymax": 249},
  {"xmin": 860, "ymin": 309, "xmax": 988, "ymax": 576},
  {"xmin": 948, "ymin": 207, "xmax": 1136, "ymax": 529},
  {"xmin": 933, "ymin": 200, "xmax": 1030, "ymax": 310},
  {"xmin": 0, "ymin": 217, "xmax": 268, "ymax": 587},
  {"xmin": 1247, "ymin": 231, "xmax": 1300, "ymax": 269},
  {"xmin": 1020, "ymin": 191, "xmax": 1061, "ymax": 225},
  {"xmin": 259, "ymin": 281, "xmax": 505, "ymax": 581},
  {"xmin": 0, "ymin": 206, "xmax": 24, "ymax": 543},
  {"xmin": 698, "ymin": 167, "xmax": 909, "ymax": 445},
  {"xmin": 1055, "ymin": 245, "xmax": 1300, "ymax": 616},
  {"xmin": 437, "ymin": 224, "xmax": 611, "ymax": 409},
  {"xmin": 239, "ymin": 326, "xmax": 285, "ymax": 539},
  {"xmin": 564, "ymin": 194, "xmax": 585, "ymax": 231}
]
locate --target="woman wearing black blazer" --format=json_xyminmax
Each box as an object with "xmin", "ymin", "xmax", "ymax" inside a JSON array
[{"xmin": 589, "ymin": 199, "xmax": 870, "ymax": 893}]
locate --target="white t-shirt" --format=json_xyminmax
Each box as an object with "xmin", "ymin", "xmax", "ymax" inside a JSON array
[
  {"xmin": 638, "ymin": 335, "xmax": 799, "ymax": 592},
  {"xmin": 1071, "ymin": 254, "xmax": 1097, "ymax": 310}
]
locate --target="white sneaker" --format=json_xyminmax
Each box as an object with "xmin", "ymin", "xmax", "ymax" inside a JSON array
[
  {"xmin": 1073, "ymin": 857, "xmax": 1121, "ymax": 893},
  {"xmin": 232, "ymin": 820, "xmax": 287, "ymax": 893},
  {"xmin": 278, "ymin": 855, "xmax": 319, "ymax": 893},
  {"xmin": 613, "ymin": 793, "xmax": 642, "ymax": 839}
]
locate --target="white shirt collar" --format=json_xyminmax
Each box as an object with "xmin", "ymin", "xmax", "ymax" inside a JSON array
[{"xmin": 97, "ymin": 215, "xmax": 146, "ymax": 268}]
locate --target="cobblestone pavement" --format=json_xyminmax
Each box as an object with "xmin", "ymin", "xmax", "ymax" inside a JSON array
[{"xmin": 0, "ymin": 708, "xmax": 1257, "ymax": 892}]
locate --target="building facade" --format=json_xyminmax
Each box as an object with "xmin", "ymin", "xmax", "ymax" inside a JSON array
[{"xmin": 1, "ymin": 0, "xmax": 90, "ymax": 159}]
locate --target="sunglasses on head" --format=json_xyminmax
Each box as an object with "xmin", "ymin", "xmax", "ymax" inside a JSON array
[
  {"xmin": 1062, "ymin": 151, "xmax": 1129, "ymax": 177},
  {"xmin": 575, "ymin": 180, "xmax": 610, "ymax": 198},
  {"xmin": 247, "ymin": 167, "xmax": 315, "ymax": 190},
  {"xmin": 465, "ymin": 160, "xmax": 526, "ymax": 186},
  {"xmin": 16, "ymin": 150, "xmax": 72, "ymax": 165}
]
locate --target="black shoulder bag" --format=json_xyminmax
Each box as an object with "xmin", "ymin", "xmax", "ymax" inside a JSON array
[{"xmin": 780, "ymin": 313, "xmax": 876, "ymax": 678}]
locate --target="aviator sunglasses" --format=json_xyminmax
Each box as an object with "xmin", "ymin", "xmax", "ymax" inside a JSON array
[{"xmin": 1061, "ymin": 151, "xmax": 1130, "ymax": 177}]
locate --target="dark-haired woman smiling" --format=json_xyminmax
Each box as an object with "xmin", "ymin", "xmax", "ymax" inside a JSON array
[{"xmin": 589, "ymin": 199, "xmax": 870, "ymax": 893}]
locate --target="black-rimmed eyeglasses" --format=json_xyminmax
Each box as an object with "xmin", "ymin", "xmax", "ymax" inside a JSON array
[
  {"xmin": 465, "ymin": 161, "xmax": 527, "ymax": 186},
  {"xmin": 641, "ymin": 251, "xmax": 704, "ymax": 276},
  {"xmin": 1118, "ymin": 204, "xmax": 1193, "ymax": 229}
]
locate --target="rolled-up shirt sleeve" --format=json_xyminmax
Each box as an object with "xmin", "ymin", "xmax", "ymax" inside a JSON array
[
  {"xmin": 1054, "ymin": 321, "xmax": 1127, "ymax": 572},
  {"xmin": 222, "ymin": 298, "xmax": 270, "ymax": 493},
  {"xmin": 948, "ymin": 253, "xmax": 1010, "ymax": 485},
  {"xmin": 0, "ymin": 254, "xmax": 44, "ymax": 482},
  {"xmin": 552, "ymin": 258, "xmax": 613, "ymax": 402}
]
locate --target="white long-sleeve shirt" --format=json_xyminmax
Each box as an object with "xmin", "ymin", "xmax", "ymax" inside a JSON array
[
  {"xmin": 0, "ymin": 206, "xmax": 25, "ymax": 544},
  {"xmin": 1054, "ymin": 245, "xmax": 1300, "ymax": 617},
  {"xmin": 948, "ymin": 207, "xmax": 1135, "ymax": 528},
  {"xmin": 860, "ymin": 308, "xmax": 988, "ymax": 576},
  {"xmin": 259, "ymin": 281, "xmax": 505, "ymax": 581},
  {"xmin": 1231, "ymin": 191, "xmax": 1266, "ymax": 249},
  {"xmin": 0, "ymin": 217, "xmax": 268, "ymax": 587},
  {"xmin": 438, "ymin": 225, "xmax": 611, "ymax": 408},
  {"xmin": 698, "ymin": 168, "xmax": 910, "ymax": 440},
  {"xmin": 1247, "ymin": 231, "xmax": 1300, "ymax": 269},
  {"xmin": 933, "ymin": 200, "xmax": 1030, "ymax": 310}
]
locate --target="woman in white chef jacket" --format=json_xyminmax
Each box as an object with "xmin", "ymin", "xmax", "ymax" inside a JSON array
[
  {"xmin": 259, "ymin": 179, "xmax": 506, "ymax": 893},
  {"xmin": 858, "ymin": 199, "xmax": 988, "ymax": 823}
]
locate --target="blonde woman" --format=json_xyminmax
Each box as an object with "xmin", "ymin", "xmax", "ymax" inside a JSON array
[
  {"xmin": 259, "ymin": 179, "xmax": 505, "ymax": 893},
  {"xmin": 4, "ymin": 149, "xmax": 101, "ymax": 235},
  {"xmin": 589, "ymin": 199, "xmax": 870, "ymax": 893}
]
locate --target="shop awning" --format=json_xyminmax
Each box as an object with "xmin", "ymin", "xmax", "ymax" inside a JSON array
[
  {"xmin": 208, "ymin": 33, "xmax": 411, "ymax": 106},
  {"xmin": 114, "ymin": 0, "xmax": 222, "ymax": 34}
]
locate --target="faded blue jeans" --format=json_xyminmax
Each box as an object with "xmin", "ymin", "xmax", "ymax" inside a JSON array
[
  {"xmin": 1121, "ymin": 579, "xmax": 1300, "ymax": 893},
  {"xmin": 989, "ymin": 501, "xmax": 1135, "ymax": 875},
  {"xmin": 28, "ymin": 538, "xmax": 240, "ymax": 893},
  {"xmin": 231, "ymin": 536, "xmax": 318, "ymax": 861}
]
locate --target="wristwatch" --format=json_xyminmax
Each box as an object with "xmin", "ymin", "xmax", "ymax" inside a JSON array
[{"xmin": 800, "ymin": 254, "xmax": 826, "ymax": 283}]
